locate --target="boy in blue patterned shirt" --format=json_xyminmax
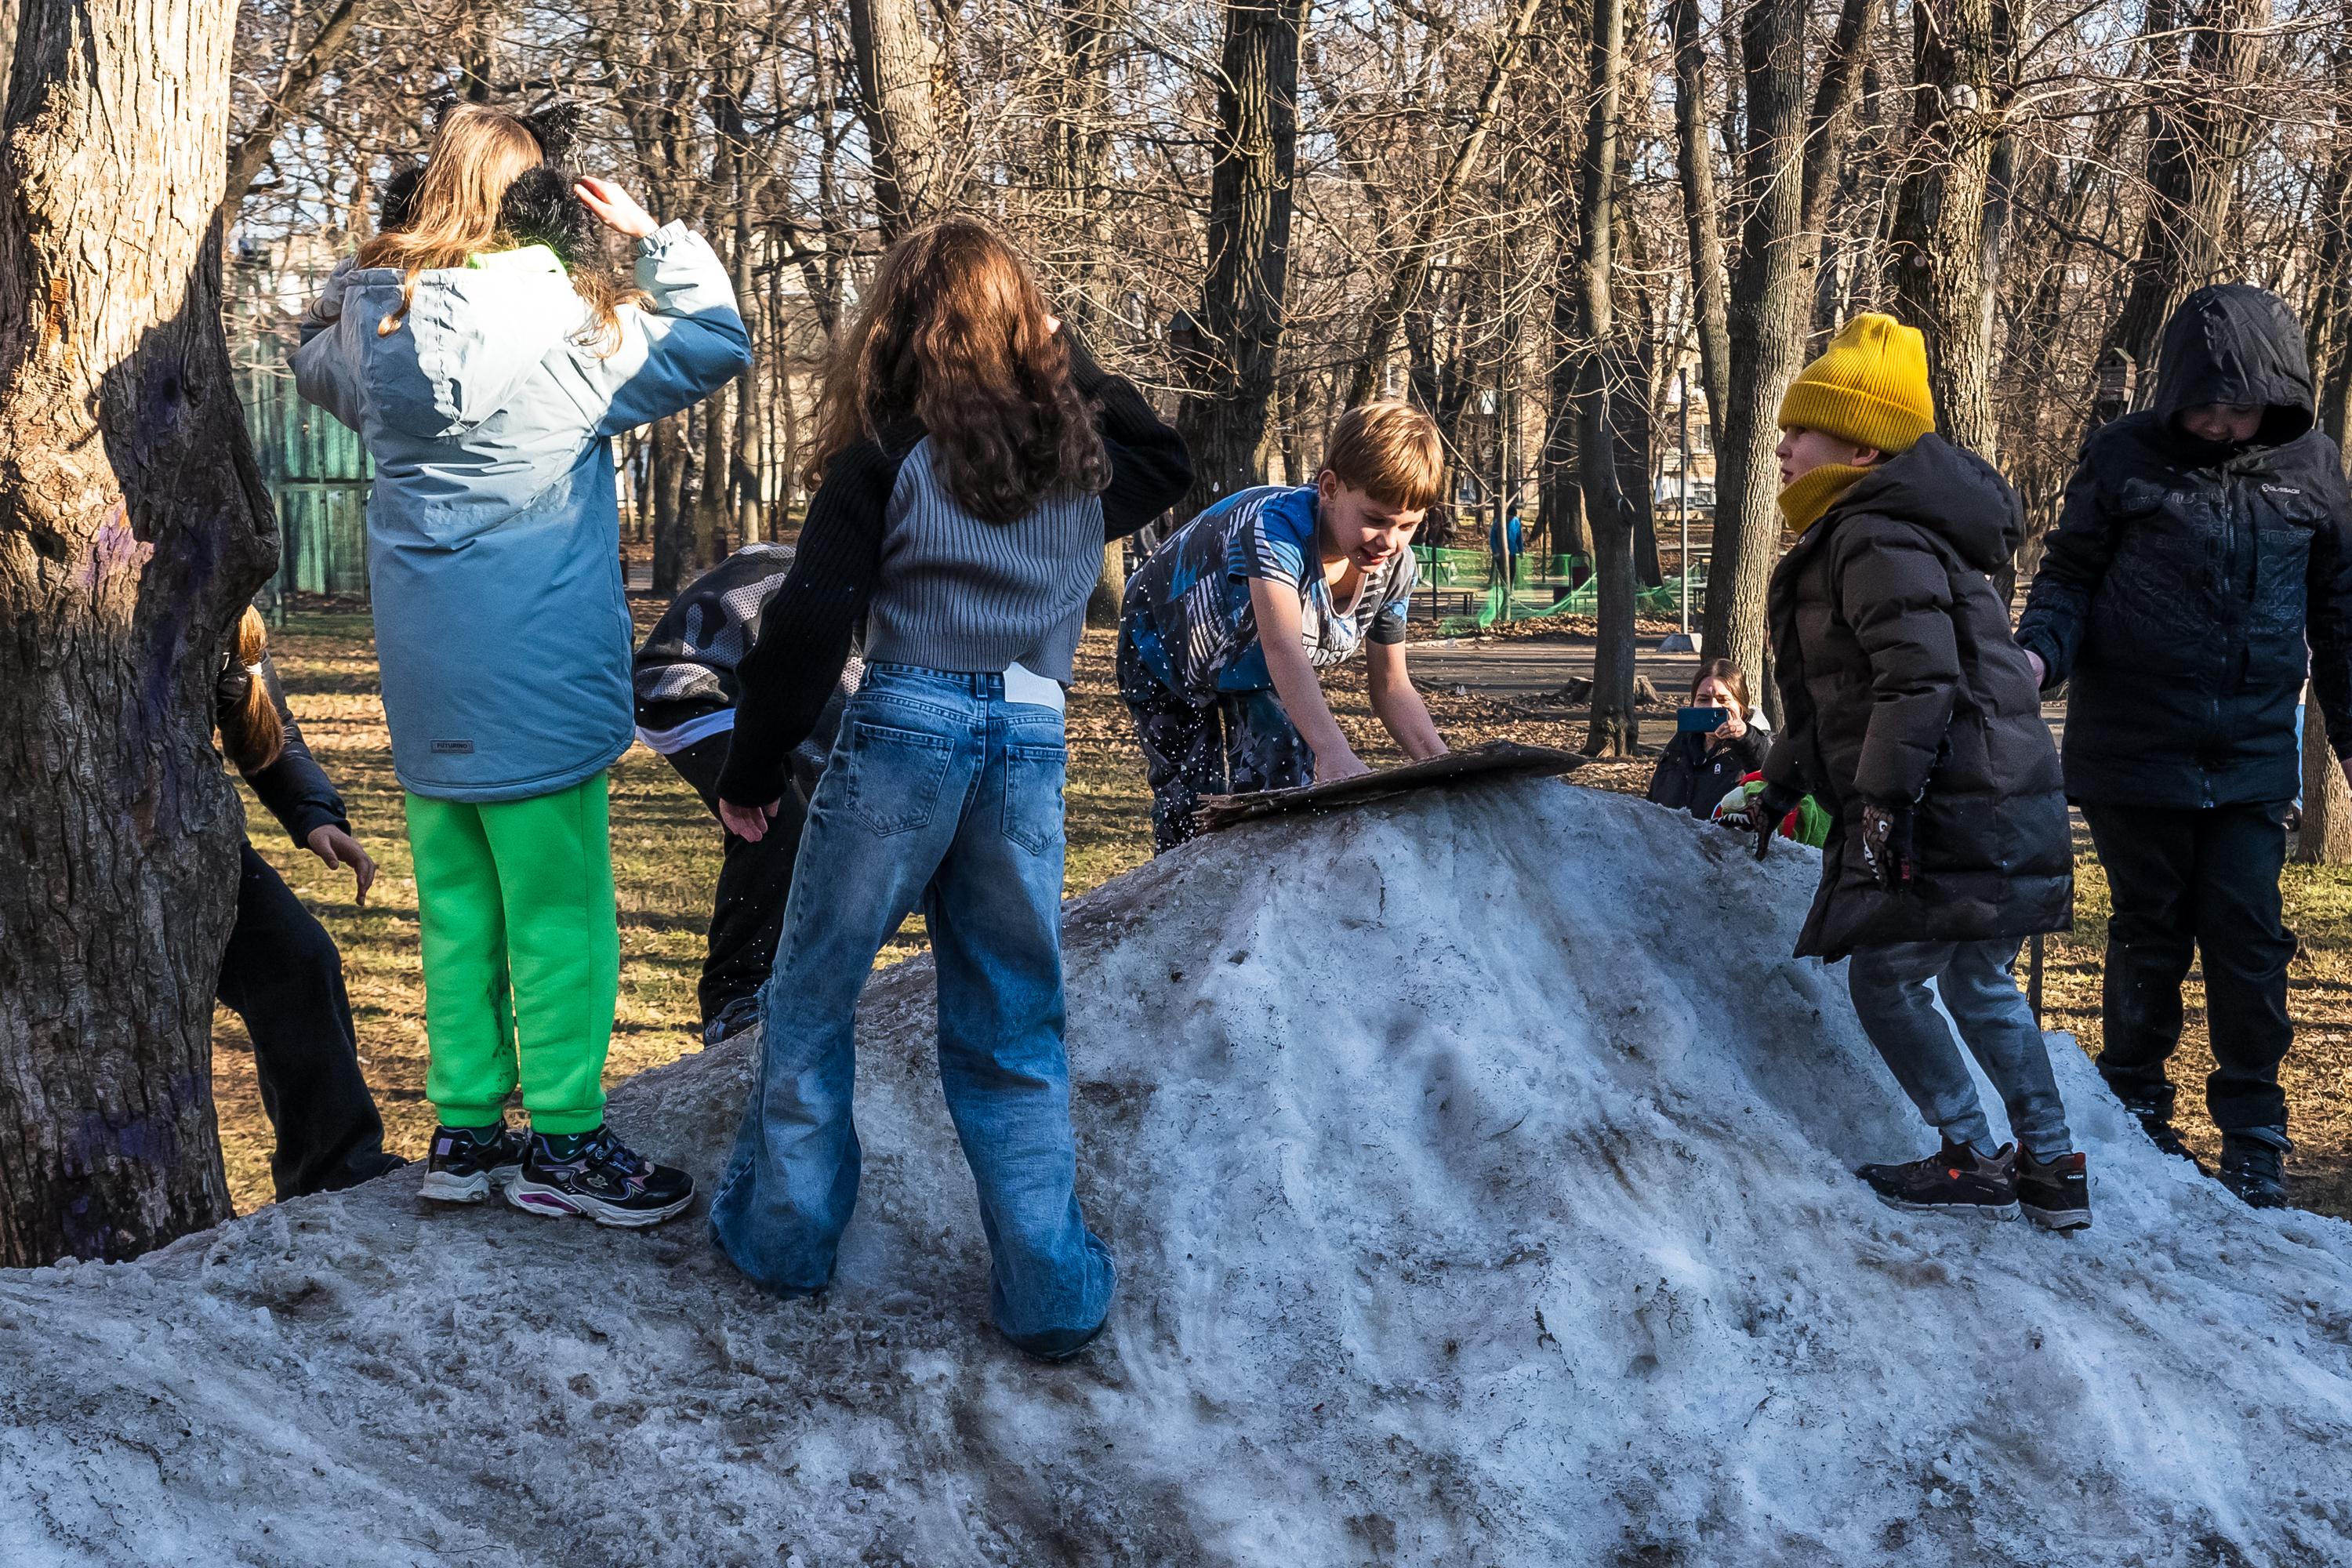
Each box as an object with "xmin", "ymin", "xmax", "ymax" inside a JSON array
[{"xmin": 1118, "ymin": 401, "xmax": 1450, "ymax": 850}]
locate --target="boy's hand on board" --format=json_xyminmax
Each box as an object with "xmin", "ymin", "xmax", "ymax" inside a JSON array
[
  {"xmin": 575, "ymin": 177, "xmax": 659, "ymax": 239},
  {"xmin": 718, "ymin": 797, "xmax": 781, "ymax": 842},
  {"xmin": 307, "ymin": 825, "xmax": 377, "ymax": 906},
  {"xmin": 1317, "ymin": 750, "xmax": 1374, "ymax": 784}
]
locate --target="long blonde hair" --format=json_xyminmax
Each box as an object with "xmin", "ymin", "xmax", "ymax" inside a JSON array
[
  {"xmin": 358, "ymin": 103, "xmax": 636, "ymax": 350},
  {"xmin": 218, "ymin": 608, "xmax": 285, "ymax": 775}
]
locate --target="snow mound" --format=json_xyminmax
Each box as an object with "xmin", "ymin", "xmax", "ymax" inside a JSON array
[{"xmin": 6, "ymin": 777, "xmax": 2352, "ymax": 1566}]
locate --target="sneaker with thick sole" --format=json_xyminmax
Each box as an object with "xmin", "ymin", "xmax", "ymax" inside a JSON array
[
  {"xmin": 2011, "ymin": 1147, "xmax": 2092, "ymax": 1231},
  {"xmin": 506, "ymin": 1126, "xmax": 695, "ymax": 1228},
  {"xmin": 2218, "ymin": 1129, "xmax": 2291, "ymax": 1209},
  {"xmin": 418, "ymin": 1123, "xmax": 527, "ymax": 1204},
  {"xmin": 1857, "ymin": 1139, "xmax": 2020, "ymax": 1218}
]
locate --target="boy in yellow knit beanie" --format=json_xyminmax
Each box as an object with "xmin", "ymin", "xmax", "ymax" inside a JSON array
[{"xmin": 1752, "ymin": 313, "xmax": 2088, "ymax": 1229}]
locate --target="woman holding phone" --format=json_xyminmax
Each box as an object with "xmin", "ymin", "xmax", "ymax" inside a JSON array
[{"xmin": 1646, "ymin": 659, "xmax": 1765, "ymax": 821}]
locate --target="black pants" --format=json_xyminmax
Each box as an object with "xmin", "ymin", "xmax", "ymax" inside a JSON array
[
  {"xmin": 2079, "ymin": 800, "xmax": 2296, "ymax": 1132},
  {"xmin": 216, "ymin": 843, "xmax": 399, "ymax": 1199},
  {"xmin": 666, "ymin": 735, "xmax": 810, "ymax": 1033}
]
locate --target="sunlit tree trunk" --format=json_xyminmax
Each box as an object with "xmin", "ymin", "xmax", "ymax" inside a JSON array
[{"xmin": 1, "ymin": 0, "xmax": 277, "ymax": 1265}]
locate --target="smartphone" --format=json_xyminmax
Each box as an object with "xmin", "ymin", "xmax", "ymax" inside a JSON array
[{"xmin": 1677, "ymin": 706, "xmax": 1730, "ymax": 734}]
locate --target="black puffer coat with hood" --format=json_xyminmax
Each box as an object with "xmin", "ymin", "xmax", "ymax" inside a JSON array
[
  {"xmin": 1764, "ymin": 435, "xmax": 2074, "ymax": 960},
  {"xmin": 2015, "ymin": 285, "xmax": 2352, "ymax": 809}
]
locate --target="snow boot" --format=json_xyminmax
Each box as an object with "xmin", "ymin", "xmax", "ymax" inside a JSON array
[
  {"xmin": 2217, "ymin": 1128, "xmax": 2291, "ymax": 1210},
  {"xmin": 1856, "ymin": 1139, "xmax": 2020, "ymax": 1218},
  {"xmin": 419, "ymin": 1122, "xmax": 528, "ymax": 1204},
  {"xmin": 507, "ymin": 1125, "xmax": 695, "ymax": 1228},
  {"xmin": 2011, "ymin": 1147, "xmax": 2092, "ymax": 1232},
  {"xmin": 2118, "ymin": 1094, "xmax": 2204, "ymax": 1171}
]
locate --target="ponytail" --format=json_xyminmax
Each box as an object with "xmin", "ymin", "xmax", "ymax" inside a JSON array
[{"xmin": 218, "ymin": 608, "xmax": 286, "ymax": 774}]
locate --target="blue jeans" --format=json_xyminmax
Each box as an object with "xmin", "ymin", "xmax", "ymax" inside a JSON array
[
  {"xmin": 708, "ymin": 664, "xmax": 1115, "ymax": 1354},
  {"xmin": 1846, "ymin": 938, "xmax": 2074, "ymax": 1160}
]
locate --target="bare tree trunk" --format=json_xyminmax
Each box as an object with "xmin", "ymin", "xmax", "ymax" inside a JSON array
[
  {"xmin": 1670, "ymin": 0, "xmax": 1730, "ymax": 458},
  {"xmin": 2102, "ymin": 0, "xmax": 2270, "ymax": 396},
  {"xmin": 1, "ymin": 0, "xmax": 276, "ymax": 1265},
  {"xmin": 2301, "ymin": 692, "xmax": 2352, "ymax": 863},
  {"xmin": 1175, "ymin": 0, "xmax": 1306, "ymax": 516},
  {"xmin": 848, "ymin": 0, "xmax": 951, "ymax": 241},
  {"xmin": 651, "ymin": 416, "xmax": 690, "ymax": 595},
  {"xmin": 1576, "ymin": 0, "xmax": 1635, "ymax": 757},
  {"xmin": 1702, "ymin": 0, "xmax": 1809, "ymax": 688},
  {"xmin": 1887, "ymin": 0, "xmax": 2009, "ymax": 459}
]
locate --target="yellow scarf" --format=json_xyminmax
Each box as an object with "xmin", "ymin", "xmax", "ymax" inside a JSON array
[{"xmin": 1777, "ymin": 463, "xmax": 1873, "ymax": 533}]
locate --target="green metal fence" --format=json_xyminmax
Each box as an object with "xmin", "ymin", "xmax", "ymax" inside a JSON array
[{"xmin": 1410, "ymin": 546, "xmax": 1705, "ymax": 631}]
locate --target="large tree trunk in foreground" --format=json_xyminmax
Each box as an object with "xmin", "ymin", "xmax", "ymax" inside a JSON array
[
  {"xmin": 1175, "ymin": 0, "xmax": 1306, "ymax": 517},
  {"xmin": 1702, "ymin": 0, "xmax": 1808, "ymax": 687},
  {"xmin": 2299, "ymin": 695, "xmax": 2352, "ymax": 866},
  {"xmin": 0, "ymin": 0, "xmax": 277, "ymax": 1265}
]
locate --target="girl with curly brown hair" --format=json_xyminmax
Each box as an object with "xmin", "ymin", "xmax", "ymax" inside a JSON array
[{"xmin": 709, "ymin": 217, "xmax": 1191, "ymax": 1357}]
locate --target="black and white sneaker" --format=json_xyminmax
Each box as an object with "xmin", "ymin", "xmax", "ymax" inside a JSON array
[
  {"xmin": 1857, "ymin": 1139, "xmax": 2020, "ymax": 1218},
  {"xmin": 701, "ymin": 996, "xmax": 762, "ymax": 1049},
  {"xmin": 2011, "ymin": 1147, "xmax": 2092, "ymax": 1231},
  {"xmin": 506, "ymin": 1126, "xmax": 695, "ymax": 1228},
  {"xmin": 419, "ymin": 1123, "xmax": 527, "ymax": 1204}
]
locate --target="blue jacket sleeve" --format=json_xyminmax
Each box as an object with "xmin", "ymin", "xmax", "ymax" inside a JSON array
[{"xmin": 582, "ymin": 221, "xmax": 753, "ymax": 437}]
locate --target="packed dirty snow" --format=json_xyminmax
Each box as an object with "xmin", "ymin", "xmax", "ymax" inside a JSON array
[{"xmin": 5, "ymin": 776, "xmax": 2352, "ymax": 1566}]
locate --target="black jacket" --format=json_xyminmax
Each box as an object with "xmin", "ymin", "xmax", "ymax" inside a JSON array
[
  {"xmin": 1764, "ymin": 435, "xmax": 2073, "ymax": 960},
  {"xmin": 217, "ymin": 651, "xmax": 349, "ymax": 847},
  {"xmin": 2016, "ymin": 285, "xmax": 2352, "ymax": 809},
  {"xmin": 1646, "ymin": 728, "xmax": 1763, "ymax": 822}
]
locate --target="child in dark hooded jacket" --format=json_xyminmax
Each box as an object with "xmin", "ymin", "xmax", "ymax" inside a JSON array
[
  {"xmin": 1758, "ymin": 314, "xmax": 2085, "ymax": 1229},
  {"xmin": 2016, "ymin": 284, "xmax": 2352, "ymax": 1208}
]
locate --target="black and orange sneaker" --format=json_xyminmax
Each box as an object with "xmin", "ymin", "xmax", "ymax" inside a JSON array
[
  {"xmin": 1856, "ymin": 1138, "xmax": 2020, "ymax": 1218},
  {"xmin": 419, "ymin": 1122, "xmax": 527, "ymax": 1205},
  {"xmin": 506, "ymin": 1125, "xmax": 695, "ymax": 1228},
  {"xmin": 2011, "ymin": 1147, "xmax": 2092, "ymax": 1232}
]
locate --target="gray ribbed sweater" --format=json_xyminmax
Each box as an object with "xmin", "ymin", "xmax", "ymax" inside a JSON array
[{"xmin": 865, "ymin": 437, "xmax": 1105, "ymax": 682}]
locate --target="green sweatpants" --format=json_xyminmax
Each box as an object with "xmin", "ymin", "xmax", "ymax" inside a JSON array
[{"xmin": 405, "ymin": 775, "xmax": 619, "ymax": 1134}]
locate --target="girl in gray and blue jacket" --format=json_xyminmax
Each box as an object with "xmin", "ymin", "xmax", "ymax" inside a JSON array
[{"xmin": 292, "ymin": 103, "xmax": 750, "ymax": 1228}]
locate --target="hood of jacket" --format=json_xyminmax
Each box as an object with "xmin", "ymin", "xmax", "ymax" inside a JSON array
[
  {"xmin": 2151, "ymin": 284, "xmax": 2316, "ymax": 448},
  {"xmin": 331, "ymin": 249, "xmax": 586, "ymax": 442},
  {"xmin": 1820, "ymin": 433, "xmax": 2023, "ymax": 575}
]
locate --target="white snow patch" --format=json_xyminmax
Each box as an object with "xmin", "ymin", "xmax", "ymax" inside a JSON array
[{"xmin": 4, "ymin": 778, "xmax": 2351, "ymax": 1566}]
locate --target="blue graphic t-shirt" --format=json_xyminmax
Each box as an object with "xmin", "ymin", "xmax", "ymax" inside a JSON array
[{"xmin": 1125, "ymin": 485, "xmax": 1419, "ymax": 698}]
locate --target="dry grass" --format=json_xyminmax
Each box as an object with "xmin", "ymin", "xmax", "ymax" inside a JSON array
[{"xmin": 216, "ymin": 611, "xmax": 2350, "ymax": 1221}]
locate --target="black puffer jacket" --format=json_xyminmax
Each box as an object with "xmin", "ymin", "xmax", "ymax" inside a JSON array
[
  {"xmin": 1764, "ymin": 435, "xmax": 2073, "ymax": 960},
  {"xmin": 2016, "ymin": 285, "xmax": 2352, "ymax": 809},
  {"xmin": 1646, "ymin": 728, "xmax": 1764, "ymax": 822}
]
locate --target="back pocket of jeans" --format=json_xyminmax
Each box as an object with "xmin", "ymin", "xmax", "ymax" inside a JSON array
[
  {"xmin": 845, "ymin": 722, "xmax": 957, "ymax": 836},
  {"xmin": 1002, "ymin": 742, "xmax": 1069, "ymax": 855}
]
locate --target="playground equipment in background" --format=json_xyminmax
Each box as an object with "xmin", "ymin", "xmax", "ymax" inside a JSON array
[{"xmin": 1414, "ymin": 546, "xmax": 1708, "ymax": 635}]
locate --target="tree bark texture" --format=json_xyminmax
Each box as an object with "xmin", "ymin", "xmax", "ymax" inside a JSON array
[
  {"xmin": 1670, "ymin": 0, "xmax": 1730, "ymax": 459},
  {"xmin": 2299, "ymin": 694, "xmax": 2352, "ymax": 865},
  {"xmin": 2102, "ymin": 0, "xmax": 2270, "ymax": 396},
  {"xmin": 848, "ymin": 0, "xmax": 952, "ymax": 243},
  {"xmin": 1175, "ymin": 0, "xmax": 1306, "ymax": 517},
  {"xmin": 1575, "ymin": 0, "xmax": 1636, "ymax": 757},
  {"xmin": 1702, "ymin": 0, "xmax": 1809, "ymax": 683},
  {"xmin": 0, "ymin": 0, "xmax": 277, "ymax": 1265},
  {"xmin": 1887, "ymin": 0, "xmax": 2008, "ymax": 459}
]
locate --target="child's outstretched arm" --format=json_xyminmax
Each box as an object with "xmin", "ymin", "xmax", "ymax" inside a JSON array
[
  {"xmin": 1064, "ymin": 335, "xmax": 1192, "ymax": 538},
  {"xmin": 1366, "ymin": 641, "xmax": 1446, "ymax": 761},
  {"xmin": 572, "ymin": 180, "xmax": 753, "ymax": 436},
  {"xmin": 1250, "ymin": 577, "xmax": 1370, "ymax": 782}
]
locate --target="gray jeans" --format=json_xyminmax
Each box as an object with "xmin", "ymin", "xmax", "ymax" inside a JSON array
[{"xmin": 1846, "ymin": 938, "xmax": 2073, "ymax": 1160}]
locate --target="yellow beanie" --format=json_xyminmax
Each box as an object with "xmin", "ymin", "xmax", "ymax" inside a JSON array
[{"xmin": 1776, "ymin": 314, "xmax": 1934, "ymax": 455}]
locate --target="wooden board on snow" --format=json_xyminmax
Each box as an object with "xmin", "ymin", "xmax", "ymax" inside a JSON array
[{"xmin": 1191, "ymin": 741, "xmax": 1584, "ymax": 834}]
